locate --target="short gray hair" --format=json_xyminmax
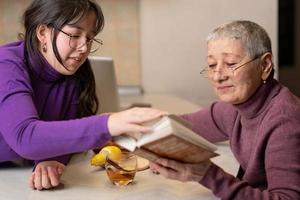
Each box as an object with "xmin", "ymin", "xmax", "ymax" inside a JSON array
[{"xmin": 206, "ymin": 20, "xmax": 272, "ymax": 58}]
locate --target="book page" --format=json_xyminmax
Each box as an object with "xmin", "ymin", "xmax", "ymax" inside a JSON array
[
  {"xmin": 171, "ymin": 120, "xmax": 218, "ymax": 151},
  {"xmin": 138, "ymin": 115, "xmax": 217, "ymax": 152},
  {"xmin": 113, "ymin": 135, "xmax": 137, "ymax": 151},
  {"xmin": 136, "ymin": 117, "xmax": 172, "ymax": 146},
  {"xmin": 168, "ymin": 114, "xmax": 192, "ymax": 128}
]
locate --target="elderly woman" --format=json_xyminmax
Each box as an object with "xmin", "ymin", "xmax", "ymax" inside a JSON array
[{"xmin": 149, "ymin": 20, "xmax": 300, "ymax": 199}]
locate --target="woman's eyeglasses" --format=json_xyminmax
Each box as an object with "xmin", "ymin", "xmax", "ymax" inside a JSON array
[
  {"xmin": 57, "ymin": 28, "xmax": 103, "ymax": 53},
  {"xmin": 200, "ymin": 54, "xmax": 264, "ymax": 78}
]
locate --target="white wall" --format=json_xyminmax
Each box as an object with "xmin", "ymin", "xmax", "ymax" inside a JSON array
[{"xmin": 140, "ymin": 0, "xmax": 278, "ymax": 106}]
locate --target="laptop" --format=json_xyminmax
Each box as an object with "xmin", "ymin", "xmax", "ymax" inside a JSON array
[{"xmin": 89, "ymin": 56, "xmax": 120, "ymax": 114}]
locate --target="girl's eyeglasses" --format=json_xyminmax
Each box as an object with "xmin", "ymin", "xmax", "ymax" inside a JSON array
[{"xmin": 57, "ymin": 28, "xmax": 103, "ymax": 53}]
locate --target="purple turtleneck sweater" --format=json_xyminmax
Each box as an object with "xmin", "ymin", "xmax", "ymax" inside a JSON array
[
  {"xmin": 182, "ymin": 79, "xmax": 300, "ymax": 199},
  {"xmin": 0, "ymin": 41, "xmax": 111, "ymax": 164}
]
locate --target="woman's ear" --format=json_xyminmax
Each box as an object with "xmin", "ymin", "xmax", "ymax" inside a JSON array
[{"xmin": 260, "ymin": 52, "xmax": 273, "ymax": 81}]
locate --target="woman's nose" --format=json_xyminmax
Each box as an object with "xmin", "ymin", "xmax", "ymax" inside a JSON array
[{"xmin": 210, "ymin": 65, "xmax": 230, "ymax": 81}]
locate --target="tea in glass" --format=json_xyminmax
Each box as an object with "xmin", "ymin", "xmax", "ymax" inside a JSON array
[{"xmin": 105, "ymin": 152, "xmax": 137, "ymax": 186}]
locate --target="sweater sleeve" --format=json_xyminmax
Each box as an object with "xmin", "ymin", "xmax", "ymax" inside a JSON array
[
  {"xmin": 199, "ymin": 116, "xmax": 300, "ymax": 199},
  {"xmin": 180, "ymin": 102, "xmax": 237, "ymax": 142},
  {"xmin": 180, "ymin": 99, "xmax": 300, "ymax": 199},
  {"xmin": 33, "ymin": 88, "xmax": 80, "ymax": 166},
  {"xmin": 0, "ymin": 61, "xmax": 112, "ymax": 161},
  {"xmin": 201, "ymin": 142, "xmax": 300, "ymax": 199},
  {"xmin": 199, "ymin": 163, "xmax": 271, "ymax": 199}
]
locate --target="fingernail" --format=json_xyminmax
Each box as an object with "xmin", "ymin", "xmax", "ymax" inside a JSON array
[{"xmin": 58, "ymin": 168, "xmax": 63, "ymax": 174}]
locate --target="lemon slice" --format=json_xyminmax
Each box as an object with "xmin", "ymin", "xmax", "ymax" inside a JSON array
[
  {"xmin": 90, "ymin": 146, "xmax": 122, "ymax": 167},
  {"xmin": 136, "ymin": 156, "xmax": 150, "ymax": 171}
]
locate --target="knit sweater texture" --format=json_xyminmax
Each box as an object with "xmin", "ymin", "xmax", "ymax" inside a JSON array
[{"xmin": 182, "ymin": 79, "xmax": 300, "ymax": 199}]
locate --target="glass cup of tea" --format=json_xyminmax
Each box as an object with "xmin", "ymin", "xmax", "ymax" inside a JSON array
[{"xmin": 105, "ymin": 152, "xmax": 137, "ymax": 186}]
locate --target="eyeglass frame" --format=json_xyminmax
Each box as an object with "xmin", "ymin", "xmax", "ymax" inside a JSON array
[
  {"xmin": 56, "ymin": 28, "xmax": 103, "ymax": 53},
  {"xmin": 199, "ymin": 53, "xmax": 265, "ymax": 78}
]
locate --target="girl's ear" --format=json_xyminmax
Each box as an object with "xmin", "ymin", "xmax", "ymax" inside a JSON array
[
  {"xmin": 260, "ymin": 52, "xmax": 273, "ymax": 82},
  {"xmin": 36, "ymin": 24, "xmax": 50, "ymax": 52},
  {"xmin": 36, "ymin": 24, "xmax": 49, "ymax": 43}
]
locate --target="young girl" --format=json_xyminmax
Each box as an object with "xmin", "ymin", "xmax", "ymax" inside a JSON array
[{"xmin": 0, "ymin": 0, "xmax": 165, "ymax": 190}]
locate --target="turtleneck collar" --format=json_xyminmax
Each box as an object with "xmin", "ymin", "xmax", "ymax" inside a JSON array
[
  {"xmin": 233, "ymin": 79, "xmax": 281, "ymax": 119},
  {"xmin": 27, "ymin": 50, "xmax": 63, "ymax": 82}
]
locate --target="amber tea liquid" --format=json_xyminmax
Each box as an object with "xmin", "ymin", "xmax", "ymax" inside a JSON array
[{"xmin": 106, "ymin": 168, "xmax": 136, "ymax": 186}]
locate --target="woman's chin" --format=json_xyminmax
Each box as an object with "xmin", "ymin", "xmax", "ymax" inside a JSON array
[{"xmin": 217, "ymin": 94, "xmax": 239, "ymax": 104}]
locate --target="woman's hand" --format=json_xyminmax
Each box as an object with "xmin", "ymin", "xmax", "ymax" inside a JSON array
[
  {"xmin": 29, "ymin": 161, "xmax": 65, "ymax": 190},
  {"xmin": 108, "ymin": 107, "xmax": 168, "ymax": 136},
  {"xmin": 149, "ymin": 158, "xmax": 212, "ymax": 182}
]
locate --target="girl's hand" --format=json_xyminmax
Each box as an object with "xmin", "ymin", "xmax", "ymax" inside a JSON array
[
  {"xmin": 29, "ymin": 161, "xmax": 65, "ymax": 190},
  {"xmin": 108, "ymin": 107, "xmax": 168, "ymax": 136}
]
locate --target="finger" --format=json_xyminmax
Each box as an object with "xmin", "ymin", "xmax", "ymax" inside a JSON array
[
  {"xmin": 41, "ymin": 166, "xmax": 51, "ymax": 189},
  {"xmin": 134, "ymin": 107, "xmax": 168, "ymax": 114},
  {"xmin": 34, "ymin": 167, "xmax": 43, "ymax": 190},
  {"xmin": 133, "ymin": 108, "xmax": 168, "ymax": 117},
  {"xmin": 134, "ymin": 112, "xmax": 168, "ymax": 123},
  {"xmin": 56, "ymin": 163, "xmax": 65, "ymax": 177},
  {"xmin": 152, "ymin": 162, "xmax": 180, "ymax": 180},
  {"xmin": 49, "ymin": 166, "xmax": 59, "ymax": 178},
  {"xmin": 149, "ymin": 161, "xmax": 160, "ymax": 171},
  {"xmin": 47, "ymin": 167, "xmax": 60, "ymax": 187},
  {"xmin": 128, "ymin": 108, "xmax": 168, "ymax": 123},
  {"xmin": 56, "ymin": 162, "xmax": 66, "ymax": 172},
  {"xmin": 155, "ymin": 158, "xmax": 183, "ymax": 171},
  {"xmin": 149, "ymin": 162, "xmax": 161, "ymax": 174},
  {"xmin": 57, "ymin": 166, "xmax": 64, "ymax": 175},
  {"xmin": 161, "ymin": 170, "xmax": 181, "ymax": 180},
  {"xmin": 127, "ymin": 124, "xmax": 152, "ymax": 133},
  {"xmin": 28, "ymin": 173, "xmax": 35, "ymax": 190},
  {"xmin": 150, "ymin": 160, "xmax": 168, "ymax": 171},
  {"xmin": 148, "ymin": 109, "xmax": 169, "ymax": 117}
]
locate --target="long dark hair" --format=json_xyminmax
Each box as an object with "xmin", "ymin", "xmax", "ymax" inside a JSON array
[{"xmin": 22, "ymin": 0, "xmax": 104, "ymax": 117}]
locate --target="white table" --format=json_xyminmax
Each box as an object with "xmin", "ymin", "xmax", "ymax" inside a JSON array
[{"xmin": 0, "ymin": 94, "xmax": 239, "ymax": 200}]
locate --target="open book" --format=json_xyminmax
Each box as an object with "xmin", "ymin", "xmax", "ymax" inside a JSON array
[{"xmin": 113, "ymin": 115, "xmax": 218, "ymax": 163}]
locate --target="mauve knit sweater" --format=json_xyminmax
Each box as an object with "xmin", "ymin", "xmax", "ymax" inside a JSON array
[{"xmin": 182, "ymin": 79, "xmax": 300, "ymax": 199}]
